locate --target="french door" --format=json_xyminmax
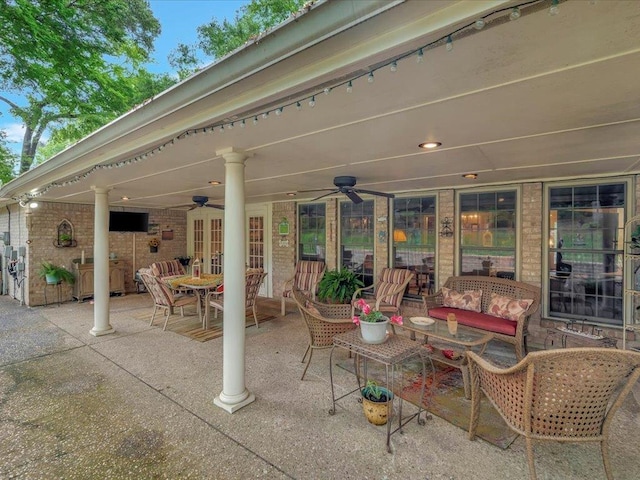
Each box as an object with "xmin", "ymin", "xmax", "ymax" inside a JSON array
[{"xmin": 187, "ymin": 205, "xmax": 271, "ymax": 296}]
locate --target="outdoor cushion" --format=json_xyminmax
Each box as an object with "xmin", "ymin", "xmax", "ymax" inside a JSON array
[
  {"xmin": 428, "ymin": 306, "xmax": 517, "ymax": 337},
  {"xmin": 486, "ymin": 293, "xmax": 533, "ymax": 322},
  {"xmin": 441, "ymin": 287, "xmax": 482, "ymax": 312}
]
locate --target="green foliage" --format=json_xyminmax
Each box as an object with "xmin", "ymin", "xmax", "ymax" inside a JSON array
[
  {"xmin": 0, "ymin": 0, "xmax": 163, "ymax": 172},
  {"xmin": 317, "ymin": 268, "xmax": 363, "ymax": 304},
  {"xmin": 361, "ymin": 380, "xmax": 391, "ymax": 403},
  {"xmin": 37, "ymin": 261, "xmax": 75, "ymax": 284},
  {"xmin": 0, "ymin": 130, "xmax": 17, "ymax": 184},
  {"xmin": 169, "ymin": 0, "xmax": 306, "ymax": 77}
]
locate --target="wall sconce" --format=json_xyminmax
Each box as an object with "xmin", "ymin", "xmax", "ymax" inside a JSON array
[
  {"xmin": 439, "ymin": 217, "xmax": 454, "ymax": 237},
  {"xmin": 393, "ymin": 228, "xmax": 407, "ymax": 242}
]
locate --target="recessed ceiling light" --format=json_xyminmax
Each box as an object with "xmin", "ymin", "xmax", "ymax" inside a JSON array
[
  {"xmin": 121, "ymin": 196, "xmax": 129, "ymax": 200},
  {"xmin": 287, "ymin": 192, "xmax": 296, "ymax": 197},
  {"xmin": 418, "ymin": 142, "xmax": 442, "ymax": 149},
  {"xmin": 462, "ymin": 173, "xmax": 478, "ymax": 179},
  {"xmin": 209, "ymin": 180, "xmax": 221, "ymax": 185}
]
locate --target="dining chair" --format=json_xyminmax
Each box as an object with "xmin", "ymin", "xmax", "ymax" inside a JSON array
[
  {"xmin": 281, "ymin": 260, "xmax": 326, "ymax": 316},
  {"xmin": 292, "ymin": 287, "xmax": 355, "ymax": 380},
  {"xmin": 204, "ymin": 270, "xmax": 267, "ymax": 328},
  {"xmin": 467, "ymin": 348, "xmax": 640, "ymax": 480},
  {"xmin": 351, "ymin": 267, "xmax": 414, "ymax": 317},
  {"xmin": 138, "ymin": 268, "xmax": 198, "ymax": 331}
]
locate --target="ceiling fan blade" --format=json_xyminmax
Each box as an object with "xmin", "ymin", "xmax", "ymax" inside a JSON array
[
  {"xmin": 345, "ymin": 190, "xmax": 363, "ymax": 204},
  {"xmin": 298, "ymin": 188, "xmax": 336, "ymax": 193},
  {"xmin": 187, "ymin": 205, "xmax": 198, "ymax": 211},
  {"xmin": 311, "ymin": 191, "xmax": 338, "ymax": 202},
  {"xmin": 205, "ymin": 204, "xmax": 225, "ymax": 210},
  {"xmin": 354, "ymin": 188, "xmax": 395, "ymax": 199}
]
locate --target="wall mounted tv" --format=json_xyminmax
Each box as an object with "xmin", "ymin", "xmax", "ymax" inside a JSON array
[{"xmin": 109, "ymin": 212, "xmax": 149, "ymax": 232}]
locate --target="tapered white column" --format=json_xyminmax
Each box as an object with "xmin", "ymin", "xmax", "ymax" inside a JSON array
[
  {"xmin": 90, "ymin": 186, "xmax": 114, "ymax": 336},
  {"xmin": 214, "ymin": 148, "xmax": 254, "ymax": 413}
]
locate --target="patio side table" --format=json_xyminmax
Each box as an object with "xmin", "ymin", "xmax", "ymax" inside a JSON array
[{"xmin": 329, "ymin": 329, "xmax": 430, "ymax": 452}]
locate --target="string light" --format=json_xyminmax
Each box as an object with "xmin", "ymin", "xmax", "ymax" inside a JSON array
[{"xmin": 18, "ymin": 0, "xmax": 552, "ymax": 202}]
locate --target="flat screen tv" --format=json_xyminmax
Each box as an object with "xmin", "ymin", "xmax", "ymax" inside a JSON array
[{"xmin": 109, "ymin": 211, "xmax": 149, "ymax": 232}]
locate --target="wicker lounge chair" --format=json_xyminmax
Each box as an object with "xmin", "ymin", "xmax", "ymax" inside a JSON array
[
  {"xmin": 351, "ymin": 267, "xmax": 414, "ymax": 317},
  {"xmin": 281, "ymin": 260, "xmax": 326, "ymax": 316},
  {"xmin": 293, "ymin": 288, "xmax": 355, "ymax": 380},
  {"xmin": 468, "ymin": 348, "xmax": 640, "ymax": 480},
  {"xmin": 204, "ymin": 270, "xmax": 267, "ymax": 328}
]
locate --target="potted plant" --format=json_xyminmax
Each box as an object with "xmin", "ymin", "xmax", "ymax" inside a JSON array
[
  {"xmin": 352, "ymin": 298, "xmax": 403, "ymax": 343},
  {"xmin": 38, "ymin": 261, "xmax": 75, "ymax": 285},
  {"xmin": 58, "ymin": 233, "xmax": 72, "ymax": 246},
  {"xmin": 361, "ymin": 380, "xmax": 393, "ymax": 425},
  {"xmin": 317, "ymin": 268, "xmax": 364, "ymax": 304}
]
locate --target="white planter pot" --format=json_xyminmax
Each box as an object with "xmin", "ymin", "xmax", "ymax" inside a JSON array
[{"xmin": 360, "ymin": 318, "xmax": 389, "ymax": 344}]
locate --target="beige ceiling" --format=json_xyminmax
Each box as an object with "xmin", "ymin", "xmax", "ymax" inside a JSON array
[{"xmin": 3, "ymin": 0, "xmax": 640, "ymax": 210}]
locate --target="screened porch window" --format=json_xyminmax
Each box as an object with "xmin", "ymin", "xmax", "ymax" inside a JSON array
[
  {"xmin": 340, "ymin": 200, "xmax": 374, "ymax": 286},
  {"xmin": 393, "ymin": 196, "xmax": 436, "ymax": 297},
  {"xmin": 459, "ymin": 191, "xmax": 517, "ymax": 279},
  {"xmin": 298, "ymin": 203, "xmax": 326, "ymax": 262},
  {"xmin": 547, "ymin": 182, "xmax": 626, "ymax": 325}
]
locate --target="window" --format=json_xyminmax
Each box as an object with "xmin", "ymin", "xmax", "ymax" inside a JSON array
[
  {"xmin": 547, "ymin": 182, "xmax": 626, "ymax": 325},
  {"xmin": 340, "ymin": 200, "xmax": 374, "ymax": 286},
  {"xmin": 393, "ymin": 196, "xmax": 436, "ymax": 297},
  {"xmin": 298, "ymin": 203, "xmax": 326, "ymax": 262},
  {"xmin": 459, "ymin": 190, "xmax": 517, "ymax": 278}
]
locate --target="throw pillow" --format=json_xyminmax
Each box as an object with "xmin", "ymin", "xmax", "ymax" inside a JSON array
[
  {"xmin": 442, "ymin": 287, "xmax": 483, "ymax": 312},
  {"xmin": 487, "ymin": 293, "xmax": 533, "ymax": 321}
]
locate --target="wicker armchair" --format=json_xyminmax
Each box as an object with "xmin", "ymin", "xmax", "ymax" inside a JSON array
[
  {"xmin": 292, "ymin": 287, "xmax": 355, "ymax": 380},
  {"xmin": 281, "ymin": 260, "xmax": 326, "ymax": 316},
  {"xmin": 351, "ymin": 267, "xmax": 414, "ymax": 317},
  {"xmin": 468, "ymin": 348, "xmax": 640, "ymax": 480},
  {"xmin": 138, "ymin": 268, "xmax": 198, "ymax": 331},
  {"xmin": 204, "ymin": 270, "xmax": 267, "ymax": 328}
]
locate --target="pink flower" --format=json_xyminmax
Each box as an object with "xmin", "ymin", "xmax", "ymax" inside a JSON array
[
  {"xmin": 352, "ymin": 316, "xmax": 360, "ymax": 326},
  {"xmin": 390, "ymin": 315, "xmax": 403, "ymax": 326}
]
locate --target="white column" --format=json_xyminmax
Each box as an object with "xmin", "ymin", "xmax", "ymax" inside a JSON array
[
  {"xmin": 90, "ymin": 186, "xmax": 114, "ymax": 336},
  {"xmin": 214, "ymin": 148, "xmax": 255, "ymax": 413}
]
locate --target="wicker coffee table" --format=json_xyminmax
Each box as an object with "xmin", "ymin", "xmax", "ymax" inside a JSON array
[{"xmin": 399, "ymin": 317, "xmax": 493, "ymax": 399}]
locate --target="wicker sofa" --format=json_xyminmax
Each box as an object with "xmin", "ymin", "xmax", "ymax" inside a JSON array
[{"xmin": 423, "ymin": 276, "xmax": 540, "ymax": 359}]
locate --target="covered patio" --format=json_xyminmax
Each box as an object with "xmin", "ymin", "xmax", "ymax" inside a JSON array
[{"xmin": 2, "ymin": 294, "xmax": 639, "ymax": 479}]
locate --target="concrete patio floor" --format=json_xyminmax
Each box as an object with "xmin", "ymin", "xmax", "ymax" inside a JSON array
[{"xmin": 1, "ymin": 293, "xmax": 639, "ymax": 479}]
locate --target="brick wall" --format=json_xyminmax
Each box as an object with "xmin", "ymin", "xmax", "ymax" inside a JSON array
[
  {"xmin": 272, "ymin": 202, "xmax": 297, "ymax": 300},
  {"xmin": 5, "ymin": 202, "xmax": 186, "ymax": 306}
]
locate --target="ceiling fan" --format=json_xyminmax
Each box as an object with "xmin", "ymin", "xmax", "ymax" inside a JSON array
[
  {"xmin": 187, "ymin": 195, "xmax": 224, "ymax": 210},
  {"xmin": 299, "ymin": 176, "xmax": 395, "ymax": 204}
]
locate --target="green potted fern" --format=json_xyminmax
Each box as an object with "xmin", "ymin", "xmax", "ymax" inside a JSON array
[
  {"xmin": 316, "ymin": 268, "xmax": 364, "ymax": 304},
  {"xmin": 38, "ymin": 261, "xmax": 75, "ymax": 285}
]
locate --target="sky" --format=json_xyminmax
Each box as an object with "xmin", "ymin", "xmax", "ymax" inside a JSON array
[{"xmin": 1, "ymin": 0, "xmax": 249, "ymax": 151}]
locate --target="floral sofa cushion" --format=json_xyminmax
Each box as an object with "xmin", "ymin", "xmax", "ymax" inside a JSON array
[
  {"xmin": 486, "ymin": 293, "xmax": 533, "ymax": 321},
  {"xmin": 442, "ymin": 287, "xmax": 482, "ymax": 312}
]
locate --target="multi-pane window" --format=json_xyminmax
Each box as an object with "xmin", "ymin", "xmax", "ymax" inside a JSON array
[
  {"xmin": 459, "ymin": 191, "xmax": 517, "ymax": 278},
  {"xmin": 547, "ymin": 182, "xmax": 626, "ymax": 325},
  {"xmin": 298, "ymin": 203, "xmax": 326, "ymax": 262},
  {"xmin": 340, "ymin": 200, "xmax": 374, "ymax": 286},
  {"xmin": 393, "ymin": 196, "xmax": 436, "ymax": 297}
]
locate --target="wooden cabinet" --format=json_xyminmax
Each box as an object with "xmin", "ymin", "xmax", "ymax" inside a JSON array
[{"xmin": 73, "ymin": 260, "xmax": 126, "ymax": 302}]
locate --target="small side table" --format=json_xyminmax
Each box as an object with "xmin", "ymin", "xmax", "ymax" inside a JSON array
[
  {"xmin": 329, "ymin": 330, "xmax": 430, "ymax": 452},
  {"xmin": 44, "ymin": 281, "xmax": 62, "ymax": 307}
]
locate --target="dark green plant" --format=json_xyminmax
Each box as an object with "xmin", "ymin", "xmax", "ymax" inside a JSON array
[
  {"xmin": 37, "ymin": 262, "xmax": 75, "ymax": 284},
  {"xmin": 316, "ymin": 268, "xmax": 364, "ymax": 304},
  {"xmin": 361, "ymin": 380, "xmax": 392, "ymax": 403}
]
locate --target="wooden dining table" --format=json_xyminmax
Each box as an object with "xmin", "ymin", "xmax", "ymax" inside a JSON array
[{"xmin": 164, "ymin": 273, "xmax": 223, "ymax": 328}]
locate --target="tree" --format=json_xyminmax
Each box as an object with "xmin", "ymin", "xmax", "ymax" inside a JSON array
[
  {"xmin": 0, "ymin": 130, "xmax": 17, "ymax": 184},
  {"xmin": 169, "ymin": 0, "xmax": 307, "ymax": 79},
  {"xmin": 0, "ymin": 0, "xmax": 162, "ymax": 173}
]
